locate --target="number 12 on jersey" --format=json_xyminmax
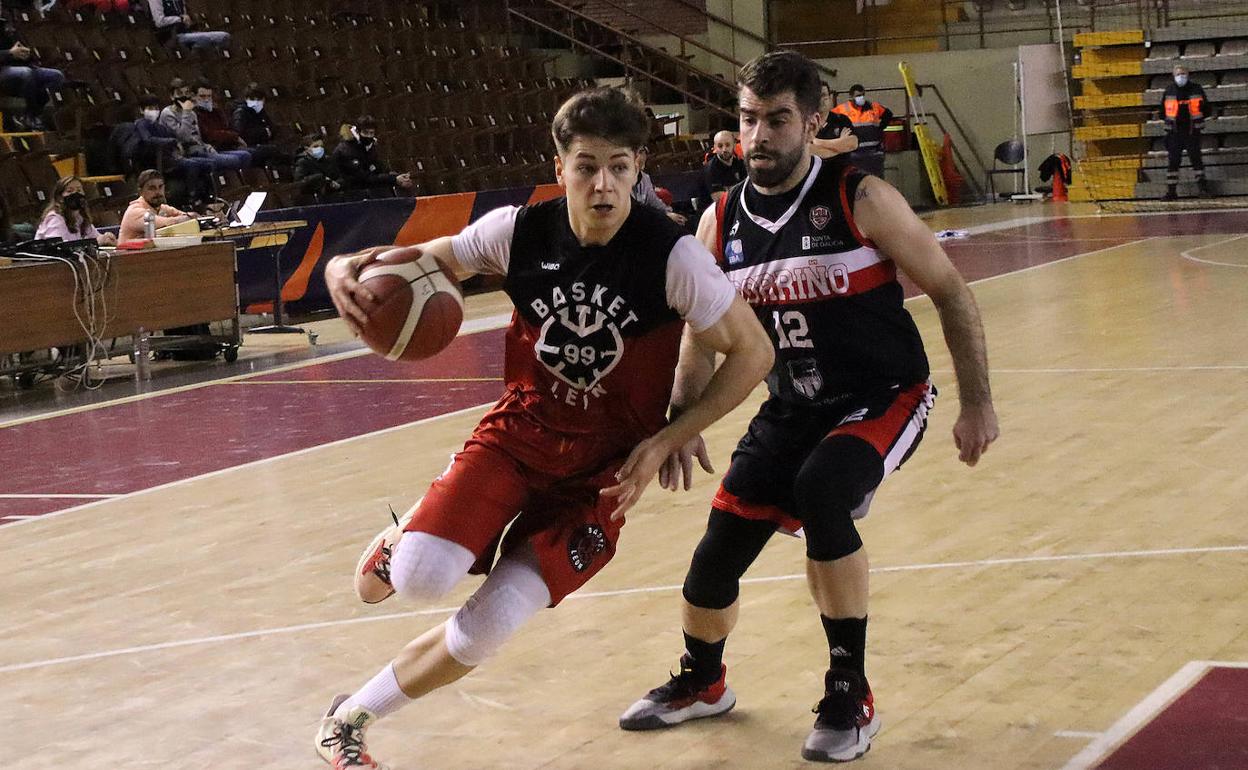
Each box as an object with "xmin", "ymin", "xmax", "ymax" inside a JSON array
[{"xmin": 772, "ymin": 310, "xmax": 813, "ymax": 349}]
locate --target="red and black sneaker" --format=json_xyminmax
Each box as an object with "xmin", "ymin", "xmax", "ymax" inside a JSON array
[
  {"xmin": 619, "ymin": 655, "xmax": 736, "ymax": 731},
  {"xmin": 801, "ymin": 669, "xmax": 880, "ymax": 763}
]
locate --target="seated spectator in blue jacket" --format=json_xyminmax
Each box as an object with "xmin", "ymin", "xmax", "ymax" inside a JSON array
[
  {"xmin": 0, "ymin": 9, "xmax": 64, "ymax": 130},
  {"xmin": 146, "ymin": 0, "xmax": 230, "ymax": 50},
  {"xmin": 35, "ymin": 176, "xmax": 117, "ymax": 246}
]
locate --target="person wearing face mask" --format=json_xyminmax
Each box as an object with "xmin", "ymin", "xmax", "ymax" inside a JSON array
[
  {"xmin": 159, "ymin": 77, "xmax": 248, "ymax": 174},
  {"xmin": 231, "ymin": 82, "xmax": 285, "ymax": 167},
  {"xmin": 832, "ymin": 84, "xmax": 893, "ymax": 177},
  {"xmin": 1161, "ymin": 65, "xmax": 1209, "ymax": 200},
  {"xmin": 294, "ymin": 134, "xmax": 344, "ymax": 203},
  {"xmin": 332, "ymin": 115, "xmax": 413, "ymax": 195},
  {"xmin": 132, "ymin": 94, "xmax": 215, "ymax": 207},
  {"xmin": 36, "ymin": 176, "xmax": 117, "ymax": 246},
  {"xmin": 191, "ymin": 81, "xmax": 249, "ymax": 158}
]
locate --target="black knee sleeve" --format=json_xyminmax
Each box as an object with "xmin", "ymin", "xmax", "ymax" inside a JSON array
[
  {"xmin": 793, "ymin": 436, "xmax": 884, "ymax": 562},
  {"xmin": 682, "ymin": 508, "xmax": 775, "ymax": 610}
]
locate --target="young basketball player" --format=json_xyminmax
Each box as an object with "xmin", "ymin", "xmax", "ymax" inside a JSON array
[
  {"xmin": 619, "ymin": 52, "xmax": 999, "ymax": 762},
  {"xmin": 314, "ymin": 87, "xmax": 774, "ymax": 769}
]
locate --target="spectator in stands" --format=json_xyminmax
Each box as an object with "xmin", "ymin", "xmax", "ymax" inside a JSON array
[
  {"xmin": 1162, "ymin": 64, "xmax": 1209, "ymax": 200},
  {"xmin": 160, "ymin": 78, "xmax": 249, "ymax": 172},
  {"xmin": 35, "ymin": 176, "xmax": 117, "ymax": 246},
  {"xmin": 813, "ymin": 80, "xmax": 857, "ymax": 159},
  {"xmin": 0, "ymin": 9, "xmax": 64, "ymax": 130},
  {"xmin": 192, "ymin": 81, "xmax": 247, "ymax": 153},
  {"xmin": 333, "ymin": 115, "xmax": 413, "ymax": 195},
  {"xmin": 833, "ymin": 84, "xmax": 892, "ymax": 177},
  {"xmin": 294, "ymin": 133, "xmax": 343, "ymax": 203},
  {"xmin": 119, "ymin": 169, "xmax": 194, "ymax": 241},
  {"xmin": 146, "ymin": 0, "xmax": 230, "ymax": 51},
  {"xmin": 703, "ymin": 130, "xmax": 747, "ymax": 202},
  {"xmin": 631, "ymin": 145, "xmax": 686, "ymax": 226},
  {"xmin": 131, "ymin": 93, "xmax": 214, "ymax": 206},
  {"xmin": 231, "ymin": 83, "xmax": 284, "ymax": 167}
]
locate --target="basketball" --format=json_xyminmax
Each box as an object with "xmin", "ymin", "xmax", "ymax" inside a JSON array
[{"xmin": 357, "ymin": 248, "xmax": 464, "ymax": 362}]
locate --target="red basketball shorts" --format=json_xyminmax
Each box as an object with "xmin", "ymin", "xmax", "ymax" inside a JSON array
[{"xmin": 401, "ymin": 418, "xmax": 628, "ymax": 606}]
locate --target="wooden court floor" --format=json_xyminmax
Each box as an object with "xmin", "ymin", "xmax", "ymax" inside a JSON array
[{"xmin": 2, "ymin": 204, "xmax": 1246, "ymax": 769}]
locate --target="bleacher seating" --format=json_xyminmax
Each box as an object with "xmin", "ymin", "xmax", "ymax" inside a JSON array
[{"xmin": 0, "ymin": 0, "xmax": 712, "ymax": 224}]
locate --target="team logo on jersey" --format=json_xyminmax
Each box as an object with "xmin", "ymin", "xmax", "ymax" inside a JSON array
[
  {"xmin": 568, "ymin": 523, "xmax": 607, "ymax": 572},
  {"xmin": 809, "ymin": 205, "xmax": 831, "ymax": 231},
  {"xmin": 529, "ymin": 282, "xmax": 639, "ymax": 407},
  {"xmin": 788, "ymin": 357, "xmax": 824, "ymax": 400},
  {"xmin": 725, "ymin": 238, "xmax": 744, "ymax": 265},
  {"xmin": 535, "ymin": 307, "xmax": 624, "ymax": 390}
]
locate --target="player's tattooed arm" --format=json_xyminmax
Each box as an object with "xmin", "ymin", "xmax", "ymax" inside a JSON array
[{"xmin": 852, "ymin": 175, "xmax": 999, "ymax": 466}]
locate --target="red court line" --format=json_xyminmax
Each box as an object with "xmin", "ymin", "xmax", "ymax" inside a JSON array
[
  {"xmin": 1097, "ymin": 666, "xmax": 1248, "ymax": 769},
  {"xmin": 3, "ymin": 210, "xmax": 1245, "ymax": 524}
]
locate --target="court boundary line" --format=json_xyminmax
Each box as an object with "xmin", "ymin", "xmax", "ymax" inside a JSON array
[
  {"xmin": 1179, "ymin": 234, "xmax": 1248, "ymax": 268},
  {"xmin": 0, "ymin": 235, "xmax": 1162, "ymax": 527},
  {"xmin": 1, "ymin": 544, "xmax": 1244, "ymax": 675},
  {"xmin": 1059, "ymin": 659, "xmax": 1248, "ymax": 770}
]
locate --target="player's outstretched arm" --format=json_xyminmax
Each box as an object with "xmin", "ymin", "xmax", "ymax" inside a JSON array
[
  {"xmin": 602, "ymin": 296, "xmax": 773, "ymax": 520},
  {"xmin": 326, "ymin": 238, "xmax": 468, "ymax": 336},
  {"xmin": 852, "ymin": 176, "xmax": 1000, "ymax": 466}
]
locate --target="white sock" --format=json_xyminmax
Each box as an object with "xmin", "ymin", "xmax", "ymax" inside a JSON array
[{"xmin": 335, "ymin": 663, "xmax": 413, "ymax": 721}]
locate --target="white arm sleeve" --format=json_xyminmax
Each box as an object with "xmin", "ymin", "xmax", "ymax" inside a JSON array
[
  {"xmin": 450, "ymin": 205, "xmax": 517, "ymax": 275},
  {"xmin": 665, "ymin": 235, "xmax": 737, "ymax": 332}
]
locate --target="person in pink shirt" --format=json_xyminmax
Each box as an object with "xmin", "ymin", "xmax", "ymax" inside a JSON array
[
  {"xmin": 118, "ymin": 169, "xmax": 194, "ymax": 241},
  {"xmin": 35, "ymin": 176, "xmax": 117, "ymax": 246}
]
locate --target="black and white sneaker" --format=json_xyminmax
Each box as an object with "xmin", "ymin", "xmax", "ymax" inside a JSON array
[
  {"xmin": 619, "ymin": 655, "xmax": 736, "ymax": 731},
  {"xmin": 801, "ymin": 669, "xmax": 880, "ymax": 763}
]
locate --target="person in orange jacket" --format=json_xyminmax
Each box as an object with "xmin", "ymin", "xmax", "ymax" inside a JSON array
[
  {"xmin": 1161, "ymin": 65, "xmax": 1209, "ymax": 200},
  {"xmin": 832, "ymin": 84, "xmax": 892, "ymax": 177}
]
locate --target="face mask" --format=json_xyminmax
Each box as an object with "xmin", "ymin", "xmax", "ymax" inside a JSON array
[
  {"xmin": 143, "ymin": 109, "xmax": 160, "ymax": 122},
  {"xmin": 196, "ymin": 98, "xmax": 213, "ymax": 111},
  {"xmin": 173, "ymin": 94, "xmax": 188, "ymax": 104},
  {"xmin": 361, "ymin": 136, "xmax": 376, "ymax": 150},
  {"xmin": 64, "ymin": 192, "xmax": 86, "ymax": 210},
  {"xmin": 853, "ymin": 95, "xmax": 866, "ymax": 107},
  {"xmin": 1174, "ymin": 74, "xmax": 1188, "ymax": 87},
  {"xmin": 308, "ymin": 146, "xmax": 325, "ymax": 159},
  {"xmin": 246, "ymin": 99, "xmax": 264, "ymax": 112}
]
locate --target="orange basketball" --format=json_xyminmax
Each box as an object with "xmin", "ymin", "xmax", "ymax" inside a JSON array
[{"xmin": 357, "ymin": 248, "xmax": 464, "ymax": 361}]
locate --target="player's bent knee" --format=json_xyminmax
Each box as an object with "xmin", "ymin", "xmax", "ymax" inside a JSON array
[
  {"xmin": 443, "ymin": 555, "xmax": 550, "ymax": 666},
  {"xmin": 390, "ymin": 531, "xmax": 475, "ymax": 602},
  {"xmin": 682, "ymin": 508, "xmax": 774, "ymax": 610},
  {"xmin": 793, "ymin": 436, "xmax": 881, "ymax": 562}
]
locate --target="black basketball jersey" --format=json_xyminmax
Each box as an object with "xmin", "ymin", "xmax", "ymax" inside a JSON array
[
  {"xmin": 501, "ymin": 198, "xmax": 686, "ymax": 444},
  {"xmin": 716, "ymin": 156, "xmax": 929, "ymax": 405}
]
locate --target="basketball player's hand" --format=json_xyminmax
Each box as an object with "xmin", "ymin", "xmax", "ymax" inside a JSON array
[
  {"xmin": 953, "ymin": 403, "xmax": 999, "ymax": 467},
  {"xmin": 666, "ymin": 211, "xmax": 687, "ymax": 226},
  {"xmin": 602, "ymin": 435, "xmax": 675, "ymax": 520},
  {"xmin": 326, "ymin": 246, "xmax": 392, "ymax": 335},
  {"xmin": 658, "ymin": 435, "xmax": 714, "ymax": 491}
]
